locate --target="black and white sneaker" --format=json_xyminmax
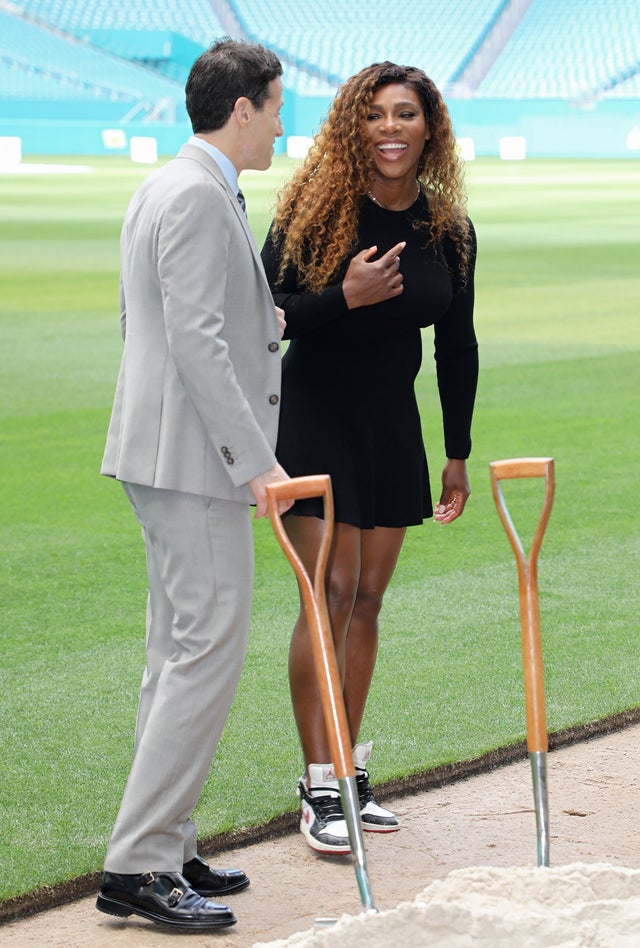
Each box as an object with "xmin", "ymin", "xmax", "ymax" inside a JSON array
[
  {"xmin": 353, "ymin": 741, "xmax": 400, "ymax": 832},
  {"xmin": 298, "ymin": 764, "xmax": 351, "ymax": 855}
]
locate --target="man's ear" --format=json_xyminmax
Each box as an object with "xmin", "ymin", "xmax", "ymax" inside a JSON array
[{"xmin": 233, "ymin": 96, "xmax": 253, "ymax": 127}]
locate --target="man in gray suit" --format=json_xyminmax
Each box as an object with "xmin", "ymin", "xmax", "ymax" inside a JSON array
[{"xmin": 96, "ymin": 39, "xmax": 291, "ymax": 932}]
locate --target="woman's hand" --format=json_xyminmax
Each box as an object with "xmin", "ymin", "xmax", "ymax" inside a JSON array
[
  {"xmin": 275, "ymin": 305, "xmax": 286, "ymax": 339},
  {"xmin": 342, "ymin": 242, "xmax": 406, "ymax": 310},
  {"xmin": 434, "ymin": 459, "xmax": 470, "ymax": 524}
]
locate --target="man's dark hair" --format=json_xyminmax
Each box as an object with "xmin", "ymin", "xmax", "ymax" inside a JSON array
[{"xmin": 186, "ymin": 37, "xmax": 282, "ymax": 133}]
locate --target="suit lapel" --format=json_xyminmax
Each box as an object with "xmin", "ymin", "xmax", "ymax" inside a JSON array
[{"xmin": 176, "ymin": 144, "xmax": 264, "ymax": 264}]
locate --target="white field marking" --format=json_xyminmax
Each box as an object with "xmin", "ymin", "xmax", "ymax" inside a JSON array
[
  {"xmin": 470, "ymin": 170, "xmax": 640, "ymax": 186},
  {"xmin": 0, "ymin": 163, "xmax": 94, "ymax": 174}
]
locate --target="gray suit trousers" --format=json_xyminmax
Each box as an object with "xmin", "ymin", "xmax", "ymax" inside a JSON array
[{"xmin": 104, "ymin": 482, "xmax": 253, "ymax": 872}]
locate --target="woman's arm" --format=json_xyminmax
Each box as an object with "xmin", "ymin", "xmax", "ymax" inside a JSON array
[
  {"xmin": 432, "ymin": 221, "xmax": 478, "ymax": 525},
  {"xmin": 261, "ymin": 226, "xmax": 349, "ymax": 338},
  {"xmin": 261, "ymin": 225, "xmax": 407, "ymax": 339},
  {"xmin": 433, "ymin": 221, "xmax": 479, "ymax": 461}
]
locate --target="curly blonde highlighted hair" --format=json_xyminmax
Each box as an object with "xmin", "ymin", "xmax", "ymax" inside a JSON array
[{"xmin": 271, "ymin": 61, "xmax": 472, "ymax": 293}]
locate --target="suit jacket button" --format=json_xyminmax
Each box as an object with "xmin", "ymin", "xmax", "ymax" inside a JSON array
[
  {"xmin": 268, "ymin": 341, "xmax": 279, "ymax": 352},
  {"xmin": 226, "ymin": 457, "xmax": 234, "ymax": 465},
  {"xmin": 269, "ymin": 394, "xmax": 279, "ymax": 405}
]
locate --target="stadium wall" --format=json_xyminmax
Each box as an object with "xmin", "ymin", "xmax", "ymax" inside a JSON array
[
  {"xmin": 449, "ymin": 98, "xmax": 640, "ymax": 159},
  {"xmin": 293, "ymin": 95, "xmax": 640, "ymax": 160},
  {"xmin": 1, "ymin": 93, "xmax": 639, "ymax": 159}
]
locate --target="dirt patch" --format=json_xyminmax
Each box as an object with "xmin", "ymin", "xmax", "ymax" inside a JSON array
[{"xmin": 2, "ymin": 718, "xmax": 640, "ymax": 946}]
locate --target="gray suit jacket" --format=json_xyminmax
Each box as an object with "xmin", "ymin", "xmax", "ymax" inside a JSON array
[{"xmin": 101, "ymin": 143, "xmax": 281, "ymax": 503}]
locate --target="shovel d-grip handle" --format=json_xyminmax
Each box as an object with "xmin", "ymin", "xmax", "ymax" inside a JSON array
[
  {"xmin": 266, "ymin": 475, "xmax": 354, "ymax": 780},
  {"xmin": 489, "ymin": 458, "xmax": 554, "ymax": 753}
]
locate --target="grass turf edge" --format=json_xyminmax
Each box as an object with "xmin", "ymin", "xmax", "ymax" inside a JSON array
[{"xmin": 2, "ymin": 706, "xmax": 639, "ymax": 924}]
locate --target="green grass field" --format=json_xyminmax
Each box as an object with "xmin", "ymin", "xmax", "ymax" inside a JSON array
[{"xmin": 1, "ymin": 155, "xmax": 639, "ymax": 902}]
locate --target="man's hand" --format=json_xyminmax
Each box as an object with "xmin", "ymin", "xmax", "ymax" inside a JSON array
[
  {"xmin": 275, "ymin": 305, "xmax": 286, "ymax": 339},
  {"xmin": 342, "ymin": 242, "xmax": 406, "ymax": 310},
  {"xmin": 249, "ymin": 462, "xmax": 292, "ymax": 519}
]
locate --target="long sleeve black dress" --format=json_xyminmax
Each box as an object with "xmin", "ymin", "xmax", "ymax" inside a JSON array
[{"xmin": 261, "ymin": 192, "xmax": 478, "ymax": 529}]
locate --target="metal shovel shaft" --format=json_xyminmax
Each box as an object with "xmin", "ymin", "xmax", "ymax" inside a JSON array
[
  {"xmin": 266, "ymin": 475, "xmax": 378, "ymax": 912},
  {"xmin": 339, "ymin": 775, "xmax": 376, "ymax": 911}
]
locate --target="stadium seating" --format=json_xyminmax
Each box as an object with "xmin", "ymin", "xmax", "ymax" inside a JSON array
[
  {"xmin": 609, "ymin": 73, "xmax": 640, "ymax": 96},
  {"xmin": 1, "ymin": 0, "xmax": 638, "ymax": 157},
  {"xmin": 11, "ymin": 0, "xmax": 223, "ymax": 46},
  {"xmin": 0, "ymin": 10, "xmax": 183, "ymax": 110},
  {"xmin": 4, "ymin": 0, "xmax": 639, "ymax": 101},
  {"xmin": 477, "ymin": 0, "xmax": 640, "ymax": 98},
  {"xmin": 234, "ymin": 0, "xmax": 505, "ymax": 93}
]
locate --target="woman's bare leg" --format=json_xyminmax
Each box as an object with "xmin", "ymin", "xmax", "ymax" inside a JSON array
[
  {"xmin": 284, "ymin": 516, "xmax": 406, "ymax": 770},
  {"xmin": 284, "ymin": 515, "xmax": 361, "ymax": 771},
  {"xmin": 343, "ymin": 526, "xmax": 406, "ymax": 741}
]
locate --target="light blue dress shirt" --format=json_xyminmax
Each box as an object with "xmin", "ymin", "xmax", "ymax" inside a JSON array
[{"xmin": 188, "ymin": 135, "xmax": 240, "ymax": 198}]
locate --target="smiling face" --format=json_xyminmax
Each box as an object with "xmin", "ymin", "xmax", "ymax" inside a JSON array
[{"xmin": 364, "ymin": 82, "xmax": 430, "ymax": 185}]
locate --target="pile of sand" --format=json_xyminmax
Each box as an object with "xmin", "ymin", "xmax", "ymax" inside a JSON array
[{"xmin": 256, "ymin": 863, "xmax": 640, "ymax": 948}]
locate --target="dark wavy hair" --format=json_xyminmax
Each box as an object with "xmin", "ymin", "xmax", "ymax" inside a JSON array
[
  {"xmin": 271, "ymin": 61, "xmax": 472, "ymax": 292},
  {"xmin": 186, "ymin": 37, "xmax": 282, "ymax": 134}
]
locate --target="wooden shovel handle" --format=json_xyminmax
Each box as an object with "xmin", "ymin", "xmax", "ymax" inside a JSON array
[
  {"xmin": 265, "ymin": 475, "xmax": 354, "ymax": 779},
  {"xmin": 490, "ymin": 457, "xmax": 554, "ymax": 482},
  {"xmin": 490, "ymin": 458, "xmax": 554, "ymax": 572},
  {"xmin": 266, "ymin": 474, "xmax": 334, "ymax": 595},
  {"xmin": 266, "ymin": 473, "xmax": 335, "ymax": 504},
  {"xmin": 489, "ymin": 458, "xmax": 555, "ymax": 753}
]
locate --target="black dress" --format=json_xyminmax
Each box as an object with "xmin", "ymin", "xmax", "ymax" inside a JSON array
[{"xmin": 261, "ymin": 192, "xmax": 478, "ymax": 529}]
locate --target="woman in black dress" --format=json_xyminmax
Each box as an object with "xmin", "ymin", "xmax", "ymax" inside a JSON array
[{"xmin": 261, "ymin": 62, "xmax": 478, "ymax": 854}]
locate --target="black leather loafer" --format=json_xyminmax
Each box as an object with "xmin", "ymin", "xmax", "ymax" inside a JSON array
[
  {"xmin": 182, "ymin": 853, "xmax": 250, "ymax": 896},
  {"xmin": 96, "ymin": 870, "xmax": 236, "ymax": 930}
]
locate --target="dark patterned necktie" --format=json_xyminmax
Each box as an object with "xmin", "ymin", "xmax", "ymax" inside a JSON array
[{"xmin": 237, "ymin": 189, "xmax": 246, "ymax": 214}]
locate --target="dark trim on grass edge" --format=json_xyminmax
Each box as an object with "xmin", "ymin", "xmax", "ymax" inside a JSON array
[{"xmin": 2, "ymin": 707, "xmax": 639, "ymax": 924}]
